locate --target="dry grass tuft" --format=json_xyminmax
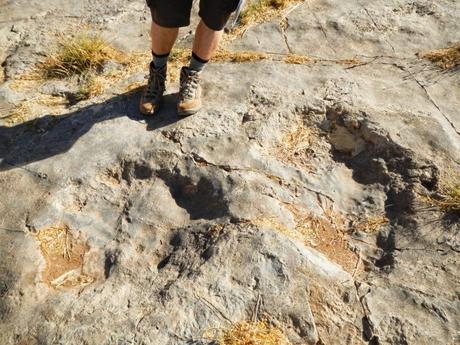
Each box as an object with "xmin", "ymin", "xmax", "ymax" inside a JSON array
[
  {"xmin": 283, "ymin": 54, "xmax": 313, "ymax": 64},
  {"xmin": 422, "ymin": 43, "xmax": 460, "ymax": 70},
  {"xmin": 239, "ymin": 0, "xmax": 302, "ymax": 27},
  {"xmin": 218, "ymin": 321, "xmax": 291, "ymax": 345},
  {"xmin": 36, "ymin": 224, "xmax": 93, "ymax": 288},
  {"xmin": 3, "ymin": 101, "xmax": 32, "ymax": 125},
  {"xmin": 425, "ymin": 172, "xmax": 460, "ymax": 213},
  {"xmin": 214, "ymin": 49, "xmax": 269, "ymax": 63},
  {"xmin": 41, "ymin": 33, "xmax": 126, "ymax": 78},
  {"xmin": 76, "ymin": 73, "xmax": 105, "ymax": 100},
  {"xmin": 353, "ymin": 215, "xmax": 389, "ymax": 233},
  {"xmin": 273, "ymin": 125, "xmax": 318, "ymax": 170}
]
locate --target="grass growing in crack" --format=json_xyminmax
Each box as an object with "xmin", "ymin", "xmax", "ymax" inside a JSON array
[
  {"xmin": 425, "ymin": 172, "xmax": 460, "ymax": 214},
  {"xmin": 422, "ymin": 43, "xmax": 460, "ymax": 70},
  {"xmin": 41, "ymin": 34, "xmax": 126, "ymax": 78},
  {"xmin": 167, "ymin": 47, "xmax": 317, "ymax": 78},
  {"xmin": 165, "ymin": 48, "xmax": 271, "ymax": 80},
  {"xmin": 172, "ymin": 48, "xmax": 269, "ymax": 63},
  {"xmin": 283, "ymin": 54, "xmax": 313, "ymax": 64},
  {"xmin": 217, "ymin": 321, "xmax": 291, "ymax": 345},
  {"xmin": 214, "ymin": 50, "xmax": 269, "ymax": 63}
]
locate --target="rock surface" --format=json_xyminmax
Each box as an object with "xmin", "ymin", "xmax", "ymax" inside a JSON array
[{"xmin": 0, "ymin": 1, "xmax": 459, "ymax": 345}]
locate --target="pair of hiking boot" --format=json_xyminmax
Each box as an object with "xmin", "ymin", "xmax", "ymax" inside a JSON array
[{"xmin": 139, "ymin": 62, "xmax": 201, "ymax": 117}]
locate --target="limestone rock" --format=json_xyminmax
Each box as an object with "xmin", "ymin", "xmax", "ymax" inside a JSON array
[{"xmin": 1, "ymin": 1, "xmax": 459, "ymax": 345}]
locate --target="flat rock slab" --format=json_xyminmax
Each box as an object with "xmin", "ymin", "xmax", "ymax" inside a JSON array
[{"xmin": 0, "ymin": 1, "xmax": 459, "ymax": 344}]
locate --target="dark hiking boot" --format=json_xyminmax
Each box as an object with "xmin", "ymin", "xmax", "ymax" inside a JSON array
[
  {"xmin": 177, "ymin": 66, "xmax": 202, "ymax": 117},
  {"xmin": 139, "ymin": 62, "xmax": 166, "ymax": 115}
]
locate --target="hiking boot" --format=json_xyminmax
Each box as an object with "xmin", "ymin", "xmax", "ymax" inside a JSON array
[
  {"xmin": 177, "ymin": 66, "xmax": 202, "ymax": 117},
  {"xmin": 139, "ymin": 62, "xmax": 166, "ymax": 115}
]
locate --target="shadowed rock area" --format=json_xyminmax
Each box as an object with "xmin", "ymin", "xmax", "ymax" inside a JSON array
[{"xmin": 0, "ymin": 1, "xmax": 459, "ymax": 344}]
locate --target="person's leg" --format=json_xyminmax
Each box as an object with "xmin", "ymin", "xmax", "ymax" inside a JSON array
[
  {"xmin": 177, "ymin": 21, "xmax": 224, "ymax": 116},
  {"xmin": 192, "ymin": 20, "xmax": 223, "ymax": 62},
  {"xmin": 177, "ymin": 20, "xmax": 224, "ymax": 116},
  {"xmin": 151, "ymin": 20, "xmax": 178, "ymax": 67},
  {"xmin": 183, "ymin": 20, "xmax": 224, "ymax": 74},
  {"xmin": 140, "ymin": 0, "xmax": 193, "ymax": 115},
  {"xmin": 139, "ymin": 22, "xmax": 172, "ymax": 115},
  {"xmin": 177, "ymin": 0, "xmax": 239, "ymax": 116}
]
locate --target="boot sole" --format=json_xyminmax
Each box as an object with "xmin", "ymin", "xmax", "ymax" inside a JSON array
[
  {"xmin": 177, "ymin": 106, "xmax": 201, "ymax": 117},
  {"xmin": 139, "ymin": 97, "xmax": 163, "ymax": 116}
]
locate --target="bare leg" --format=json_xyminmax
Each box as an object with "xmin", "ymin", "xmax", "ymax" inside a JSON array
[
  {"xmin": 151, "ymin": 21, "xmax": 179, "ymax": 54},
  {"xmin": 139, "ymin": 21, "xmax": 178, "ymax": 115},
  {"xmin": 192, "ymin": 20, "xmax": 223, "ymax": 60},
  {"xmin": 177, "ymin": 20, "xmax": 224, "ymax": 116}
]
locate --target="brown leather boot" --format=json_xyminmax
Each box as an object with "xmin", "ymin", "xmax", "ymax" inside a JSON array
[
  {"xmin": 177, "ymin": 66, "xmax": 202, "ymax": 117},
  {"xmin": 139, "ymin": 62, "xmax": 167, "ymax": 115}
]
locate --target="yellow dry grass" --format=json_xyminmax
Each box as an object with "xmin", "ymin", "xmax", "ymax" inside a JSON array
[
  {"xmin": 119, "ymin": 47, "xmax": 281, "ymax": 87},
  {"xmin": 41, "ymin": 33, "xmax": 126, "ymax": 78},
  {"xmin": 8, "ymin": 70, "xmax": 43, "ymax": 92},
  {"xmin": 289, "ymin": 207, "xmax": 359, "ymax": 274},
  {"xmin": 214, "ymin": 50, "xmax": 269, "ymax": 63},
  {"xmin": 76, "ymin": 73, "xmax": 105, "ymax": 100},
  {"xmin": 169, "ymin": 48, "xmax": 312, "ymax": 67},
  {"xmin": 422, "ymin": 43, "xmax": 460, "ymax": 70},
  {"xmin": 297, "ymin": 211, "xmax": 359, "ymax": 273},
  {"xmin": 36, "ymin": 224, "xmax": 93, "ymax": 288},
  {"xmin": 163, "ymin": 48, "xmax": 271, "ymax": 81},
  {"xmin": 223, "ymin": 0, "xmax": 304, "ymax": 44},
  {"xmin": 3, "ymin": 101, "xmax": 32, "ymax": 125},
  {"xmin": 284, "ymin": 55, "xmax": 357, "ymax": 66},
  {"xmin": 239, "ymin": 0, "xmax": 303, "ymax": 27},
  {"xmin": 283, "ymin": 54, "xmax": 313, "ymax": 64},
  {"xmin": 424, "ymin": 171, "xmax": 460, "ymax": 213},
  {"xmin": 218, "ymin": 321, "xmax": 291, "ymax": 345},
  {"xmin": 273, "ymin": 124, "xmax": 319, "ymax": 170},
  {"xmin": 252, "ymin": 206, "xmax": 360, "ymax": 274},
  {"xmin": 2, "ymin": 95, "xmax": 68, "ymax": 126},
  {"xmin": 167, "ymin": 48, "xmax": 192, "ymax": 81},
  {"xmin": 353, "ymin": 215, "xmax": 389, "ymax": 233}
]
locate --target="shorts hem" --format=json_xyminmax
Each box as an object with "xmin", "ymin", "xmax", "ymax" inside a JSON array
[
  {"xmin": 151, "ymin": 14, "xmax": 190, "ymax": 28},
  {"xmin": 198, "ymin": 11, "xmax": 229, "ymax": 31}
]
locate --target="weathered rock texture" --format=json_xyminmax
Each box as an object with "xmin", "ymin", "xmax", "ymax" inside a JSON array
[{"xmin": 0, "ymin": 1, "xmax": 459, "ymax": 345}]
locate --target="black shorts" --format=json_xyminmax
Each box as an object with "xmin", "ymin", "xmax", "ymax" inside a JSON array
[{"xmin": 146, "ymin": 0, "xmax": 240, "ymax": 31}]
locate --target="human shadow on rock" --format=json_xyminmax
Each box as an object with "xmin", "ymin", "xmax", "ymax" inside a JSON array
[{"xmin": 0, "ymin": 89, "xmax": 184, "ymax": 171}]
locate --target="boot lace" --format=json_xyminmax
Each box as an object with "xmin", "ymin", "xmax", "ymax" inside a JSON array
[
  {"xmin": 146, "ymin": 64, "xmax": 165, "ymax": 99},
  {"xmin": 180, "ymin": 70, "xmax": 200, "ymax": 101}
]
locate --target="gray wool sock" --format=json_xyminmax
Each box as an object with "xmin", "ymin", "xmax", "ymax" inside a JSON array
[
  {"xmin": 189, "ymin": 52, "xmax": 209, "ymax": 72},
  {"xmin": 152, "ymin": 51, "xmax": 169, "ymax": 69}
]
